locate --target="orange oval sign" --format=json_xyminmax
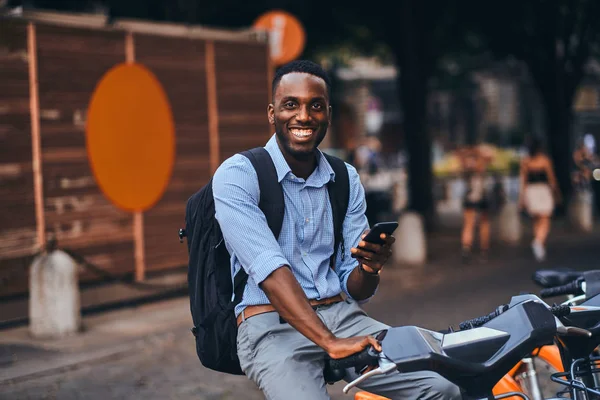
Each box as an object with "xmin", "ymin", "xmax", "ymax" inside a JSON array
[
  {"xmin": 253, "ymin": 10, "xmax": 306, "ymax": 66},
  {"xmin": 86, "ymin": 63, "xmax": 175, "ymax": 212}
]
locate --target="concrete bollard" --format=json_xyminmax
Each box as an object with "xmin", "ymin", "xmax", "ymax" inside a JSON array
[
  {"xmin": 392, "ymin": 211, "xmax": 426, "ymax": 266},
  {"xmin": 569, "ymin": 191, "xmax": 593, "ymax": 232},
  {"xmin": 497, "ymin": 202, "xmax": 522, "ymax": 244},
  {"xmin": 29, "ymin": 249, "xmax": 81, "ymax": 338}
]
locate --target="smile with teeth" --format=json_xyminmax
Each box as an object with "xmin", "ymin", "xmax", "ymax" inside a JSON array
[{"xmin": 290, "ymin": 128, "xmax": 314, "ymax": 138}]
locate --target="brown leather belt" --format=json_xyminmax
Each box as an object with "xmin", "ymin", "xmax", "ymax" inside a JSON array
[{"xmin": 236, "ymin": 294, "xmax": 343, "ymax": 327}]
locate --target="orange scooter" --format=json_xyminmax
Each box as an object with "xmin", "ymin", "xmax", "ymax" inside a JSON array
[
  {"xmin": 353, "ymin": 269, "xmax": 585, "ymax": 400},
  {"xmin": 491, "ymin": 344, "xmax": 564, "ymax": 400},
  {"xmin": 490, "ymin": 269, "xmax": 577, "ymax": 400},
  {"xmin": 352, "ymin": 333, "xmax": 564, "ymax": 400}
]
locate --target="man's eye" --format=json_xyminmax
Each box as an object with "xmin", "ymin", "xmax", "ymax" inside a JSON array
[
  {"xmin": 284, "ymin": 102, "xmax": 296, "ymax": 108},
  {"xmin": 312, "ymin": 103, "xmax": 323, "ymax": 110}
]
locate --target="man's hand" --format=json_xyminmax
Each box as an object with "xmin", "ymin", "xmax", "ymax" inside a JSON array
[
  {"xmin": 350, "ymin": 231, "xmax": 395, "ymax": 274},
  {"xmin": 325, "ymin": 335, "xmax": 382, "ymax": 359}
]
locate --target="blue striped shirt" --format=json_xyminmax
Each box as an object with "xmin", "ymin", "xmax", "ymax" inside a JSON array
[{"xmin": 212, "ymin": 135, "xmax": 370, "ymax": 316}]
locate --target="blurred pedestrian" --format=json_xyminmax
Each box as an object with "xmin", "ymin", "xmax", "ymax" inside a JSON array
[
  {"xmin": 354, "ymin": 135, "xmax": 383, "ymax": 175},
  {"xmin": 456, "ymin": 144, "xmax": 494, "ymax": 263},
  {"xmin": 572, "ymin": 137, "xmax": 598, "ymax": 192},
  {"xmin": 518, "ymin": 138, "xmax": 562, "ymax": 261}
]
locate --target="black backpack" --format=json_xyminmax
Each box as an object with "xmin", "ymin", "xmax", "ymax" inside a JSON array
[{"xmin": 179, "ymin": 147, "xmax": 350, "ymax": 375}]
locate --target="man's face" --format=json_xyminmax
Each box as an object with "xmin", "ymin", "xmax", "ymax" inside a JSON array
[{"xmin": 268, "ymin": 72, "xmax": 331, "ymax": 160}]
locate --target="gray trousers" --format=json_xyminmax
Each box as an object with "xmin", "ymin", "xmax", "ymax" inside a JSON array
[{"xmin": 237, "ymin": 299, "xmax": 463, "ymax": 400}]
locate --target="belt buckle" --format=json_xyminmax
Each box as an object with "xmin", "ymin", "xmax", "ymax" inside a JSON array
[{"xmin": 314, "ymin": 298, "xmax": 336, "ymax": 311}]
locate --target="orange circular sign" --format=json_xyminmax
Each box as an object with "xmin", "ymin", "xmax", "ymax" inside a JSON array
[
  {"xmin": 253, "ymin": 10, "xmax": 306, "ymax": 66},
  {"xmin": 86, "ymin": 63, "xmax": 175, "ymax": 212}
]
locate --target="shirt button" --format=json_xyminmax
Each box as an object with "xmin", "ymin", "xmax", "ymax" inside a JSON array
[
  {"xmin": 303, "ymin": 252, "xmax": 307, "ymax": 256},
  {"xmin": 305, "ymin": 218, "xmax": 309, "ymax": 223}
]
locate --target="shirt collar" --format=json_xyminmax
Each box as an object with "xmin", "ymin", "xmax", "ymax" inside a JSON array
[{"xmin": 264, "ymin": 134, "xmax": 336, "ymax": 185}]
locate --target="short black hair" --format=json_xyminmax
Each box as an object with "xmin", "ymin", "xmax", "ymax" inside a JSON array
[{"xmin": 272, "ymin": 60, "xmax": 331, "ymax": 99}]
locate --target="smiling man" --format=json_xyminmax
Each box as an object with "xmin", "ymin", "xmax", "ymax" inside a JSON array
[{"xmin": 211, "ymin": 60, "xmax": 462, "ymax": 399}]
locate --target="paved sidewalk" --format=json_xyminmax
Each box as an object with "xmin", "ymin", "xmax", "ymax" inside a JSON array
[{"xmin": 0, "ymin": 297, "xmax": 192, "ymax": 384}]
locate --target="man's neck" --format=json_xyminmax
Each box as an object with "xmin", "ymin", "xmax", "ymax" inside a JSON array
[{"xmin": 282, "ymin": 152, "xmax": 318, "ymax": 180}]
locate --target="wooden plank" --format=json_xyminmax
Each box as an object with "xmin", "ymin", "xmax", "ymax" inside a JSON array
[
  {"xmin": 134, "ymin": 33, "xmax": 209, "ymax": 274},
  {"xmin": 267, "ymin": 41, "xmax": 274, "ymax": 105},
  {"xmin": 27, "ymin": 22, "xmax": 46, "ymax": 250},
  {"xmin": 125, "ymin": 30, "xmax": 146, "ymax": 282},
  {"xmin": 214, "ymin": 41, "xmax": 271, "ymax": 161},
  {"xmin": 205, "ymin": 41, "xmax": 220, "ymax": 174},
  {"xmin": 0, "ymin": 21, "xmax": 37, "ymax": 287},
  {"xmin": 35, "ymin": 24, "xmax": 135, "ymax": 285},
  {"xmin": 125, "ymin": 30, "xmax": 134, "ymax": 64},
  {"xmin": 133, "ymin": 212, "xmax": 145, "ymax": 281},
  {"xmin": 15, "ymin": 9, "xmax": 265, "ymax": 44}
]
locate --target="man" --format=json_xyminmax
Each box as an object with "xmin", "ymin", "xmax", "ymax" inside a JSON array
[{"xmin": 212, "ymin": 60, "xmax": 461, "ymax": 399}]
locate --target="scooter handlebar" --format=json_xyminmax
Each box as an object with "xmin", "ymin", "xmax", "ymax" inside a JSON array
[
  {"xmin": 459, "ymin": 304, "xmax": 509, "ymax": 330},
  {"xmin": 540, "ymin": 280, "xmax": 583, "ymax": 298},
  {"xmin": 325, "ymin": 346, "xmax": 379, "ymax": 371},
  {"xmin": 458, "ymin": 302, "xmax": 570, "ymax": 331}
]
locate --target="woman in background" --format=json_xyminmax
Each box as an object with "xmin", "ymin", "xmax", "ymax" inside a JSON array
[
  {"xmin": 457, "ymin": 144, "xmax": 494, "ymax": 263},
  {"xmin": 519, "ymin": 138, "xmax": 562, "ymax": 261}
]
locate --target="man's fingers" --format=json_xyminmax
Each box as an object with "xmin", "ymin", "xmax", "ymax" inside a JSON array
[
  {"xmin": 356, "ymin": 258, "xmax": 384, "ymax": 273},
  {"xmin": 352, "ymin": 246, "xmax": 388, "ymax": 263},
  {"xmin": 383, "ymin": 234, "xmax": 396, "ymax": 245},
  {"xmin": 351, "ymin": 247, "xmax": 376, "ymax": 259},
  {"xmin": 354, "ymin": 254, "xmax": 384, "ymax": 270},
  {"xmin": 366, "ymin": 336, "xmax": 381, "ymax": 352},
  {"xmin": 381, "ymin": 242, "xmax": 393, "ymax": 254},
  {"xmin": 383, "ymin": 246, "xmax": 393, "ymax": 257},
  {"xmin": 356, "ymin": 240, "xmax": 380, "ymax": 253}
]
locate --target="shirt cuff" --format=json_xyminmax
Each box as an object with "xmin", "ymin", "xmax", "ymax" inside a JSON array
[
  {"xmin": 246, "ymin": 250, "xmax": 290, "ymax": 285},
  {"xmin": 341, "ymin": 265, "xmax": 378, "ymax": 304}
]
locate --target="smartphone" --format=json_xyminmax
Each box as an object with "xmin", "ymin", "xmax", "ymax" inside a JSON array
[{"xmin": 362, "ymin": 221, "xmax": 399, "ymax": 245}]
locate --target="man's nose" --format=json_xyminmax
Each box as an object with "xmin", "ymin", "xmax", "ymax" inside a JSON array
[{"xmin": 296, "ymin": 106, "xmax": 310, "ymax": 122}]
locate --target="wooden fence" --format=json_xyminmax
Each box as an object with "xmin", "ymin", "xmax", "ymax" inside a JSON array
[{"xmin": 0, "ymin": 11, "xmax": 272, "ymax": 298}]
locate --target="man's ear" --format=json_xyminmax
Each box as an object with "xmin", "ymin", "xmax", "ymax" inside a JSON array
[
  {"xmin": 267, "ymin": 104, "xmax": 275, "ymax": 125},
  {"xmin": 328, "ymin": 105, "xmax": 333, "ymax": 125}
]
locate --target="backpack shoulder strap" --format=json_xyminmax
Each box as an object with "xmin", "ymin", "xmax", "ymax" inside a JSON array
[
  {"xmin": 240, "ymin": 147, "xmax": 285, "ymax": 238},
  {"xmin": 232, "ymin": 147, "xmax": 284, "ymax": 301},
  {"xmin": 323, "ymin": 153, "xmax": 350, "ymax": 268}
]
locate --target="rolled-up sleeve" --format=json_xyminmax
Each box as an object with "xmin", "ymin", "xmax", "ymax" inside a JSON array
[
  {"xmin": 212, "ymin": 154, "xmax": 289, "ymax": 285},
  {"xmin": 334, "ymin": 164, "xmax": 371, "ymax": 301}
]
